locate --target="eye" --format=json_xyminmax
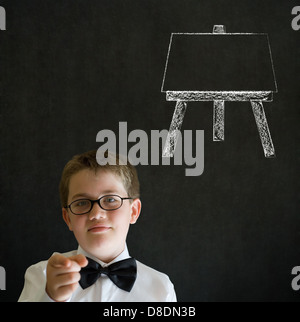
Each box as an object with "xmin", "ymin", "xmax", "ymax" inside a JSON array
[
  {"xmin": 100, "ymin": 195, "xmax": 122, "ymax": 210},
  {"xmin": 73, "ymin": 200, "xmax": 90, "ymax": 208},
  {"xmin": 104, "ymin": 197, "xmax": 117, "ymax": 203},
  {"xmin": 79, "ymin": 200, "xmax": 88, "ymax": 206}
]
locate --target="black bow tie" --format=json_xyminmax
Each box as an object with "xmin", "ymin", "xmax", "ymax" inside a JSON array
[{"xmin": 79, "ymin": 257, "xmax": 137, "ymax": 292}]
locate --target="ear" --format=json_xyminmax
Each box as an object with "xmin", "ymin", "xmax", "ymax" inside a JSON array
[
  {"xmin": 130, "ymin": 199, "xmax": 141, "ymax": 224},
  {"xmin": 62, "ymin": 208, "xmax": 73, "ymax": 231}
]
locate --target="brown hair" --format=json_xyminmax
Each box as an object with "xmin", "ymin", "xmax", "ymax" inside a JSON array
[{"xmin": 59, "ymin": 150, "xmax": 140, "ymax": 207}]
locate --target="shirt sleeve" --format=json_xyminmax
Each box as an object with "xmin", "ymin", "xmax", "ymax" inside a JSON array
[
  {"xmin": 169, "ymin": 285, "xmax": 177, "ymax": 302},
  {"xmin": 18, "ymin": 261, "xmax": 53, "ymax": 302}
]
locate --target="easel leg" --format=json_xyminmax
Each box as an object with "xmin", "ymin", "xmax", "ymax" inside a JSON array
[
  {"xmin": 213, "ymin": 100, "xmax": 225, "ymax": 141},
  {"xmin": 162, "ymin": 101, "xmax": 187, "ymax": 157},
  {"xmin": 251, "ymin": 100, "xmax": 276, "ymax": 158}
]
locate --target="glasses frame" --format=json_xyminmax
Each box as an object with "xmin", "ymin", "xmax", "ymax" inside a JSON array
[{"xmin": 65, "ymin": 194, "xmax": 133, "ymax": 215}]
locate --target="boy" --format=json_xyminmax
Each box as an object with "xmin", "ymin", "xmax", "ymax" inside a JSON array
[{"xmin": 18, "ymin": 150, "xmax": 176, "ymax": 302}]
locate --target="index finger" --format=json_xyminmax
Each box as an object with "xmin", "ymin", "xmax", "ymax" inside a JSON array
[
  {"xmin": 49, "ymin": 253, "xmax": 72, "ymax": 269},
  {"xmin": 68, "ymin": 254, "xmax": 88, "ymax": 268}
]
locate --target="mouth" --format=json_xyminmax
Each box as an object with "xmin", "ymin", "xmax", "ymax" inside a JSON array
[{"xmin": 88, "ymin": 225, "xmax": 111, "ymax": 233}]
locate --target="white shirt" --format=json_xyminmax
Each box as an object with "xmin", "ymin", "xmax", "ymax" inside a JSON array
[{"xmin": 18, "ymin": 245, "xmax": 177, "ymax": 302}]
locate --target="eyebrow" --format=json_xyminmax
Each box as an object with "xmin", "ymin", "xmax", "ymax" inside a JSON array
[{"xmin": 70, "ymin": 191, "xmax": 120, "ymax": 201}]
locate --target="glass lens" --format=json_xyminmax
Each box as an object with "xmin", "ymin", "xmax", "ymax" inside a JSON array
[
  {"xmin": 100, "ymin": 195, "xmax": 122, "ymax": 210},
  {"xmin": 70, "ymin": 199, "xmax": 92, "ymax": 214}
]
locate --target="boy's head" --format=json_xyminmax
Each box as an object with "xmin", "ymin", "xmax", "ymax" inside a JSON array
[
  {"xmin": 59, "ymin": 150, "xmax": 140, "ymax": 208},
  {"xmin": 59, "ymin": 150, "xmax": 141, "ymax": 262}
]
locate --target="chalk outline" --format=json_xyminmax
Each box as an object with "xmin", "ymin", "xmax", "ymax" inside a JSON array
[{"xmin": 161, "ymin": 27, "xmax": 277, "ymax": 158}]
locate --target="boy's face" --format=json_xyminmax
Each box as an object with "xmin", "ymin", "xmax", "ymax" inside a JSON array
[{"xmin": 62, "ymin": 168, "xmax": 141, "ymax": 263}]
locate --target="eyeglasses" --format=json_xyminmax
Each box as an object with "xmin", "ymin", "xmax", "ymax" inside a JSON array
[{"xmin": 65, "ymin": 194, "xmax": 133, "ymax": 215}]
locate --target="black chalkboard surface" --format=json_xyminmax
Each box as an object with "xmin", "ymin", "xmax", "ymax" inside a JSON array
[
  {"xmin": 0, "ymin": 0, "xmax": 299, "ymax": 302},
  {"xmin": 162, "ymin": 33, "xmax": 277, "ymax": 92}
]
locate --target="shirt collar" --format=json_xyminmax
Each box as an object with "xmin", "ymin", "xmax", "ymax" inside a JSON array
[{"xmin": 77, "ymin": 244, "xmax": 130, "ymax": 267}]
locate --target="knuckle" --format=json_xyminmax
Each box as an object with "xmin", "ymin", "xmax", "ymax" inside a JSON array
[
  {"xmin": 70, "ymin": 261, "xmax": 81, "ymax": 271},
  {"xmin": 68, "ymin": 272, "xmax": 81, "ymax": 284}
]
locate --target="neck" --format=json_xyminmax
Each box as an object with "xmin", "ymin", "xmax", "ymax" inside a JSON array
[{"xmin": 78, "ymin": 244, "xmax": 128, "ymax": 265}]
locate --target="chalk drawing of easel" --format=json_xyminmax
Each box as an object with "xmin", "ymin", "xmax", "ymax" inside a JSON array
[{"xmin": 161, "ymin": 25, "xmax": 277, "ymax": 158}]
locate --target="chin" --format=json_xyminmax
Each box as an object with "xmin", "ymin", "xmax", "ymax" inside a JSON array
[{"xmin": 87, "ymin": 234, "xmax": 112, "ymax": 249}]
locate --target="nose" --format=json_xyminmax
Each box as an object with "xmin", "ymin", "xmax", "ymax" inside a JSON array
[{"xmin": 88, "ymin": 202, "xmax": 107, "ymax": 220}]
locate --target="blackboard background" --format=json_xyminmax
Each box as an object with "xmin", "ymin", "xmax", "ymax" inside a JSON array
[
  {"xmin": 0, "ymin": 0, "xmax": 299, "ymax": 302},
  {"xmin": 162, "ymin": 34, "xmax": 277, "ymax": 91}
]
